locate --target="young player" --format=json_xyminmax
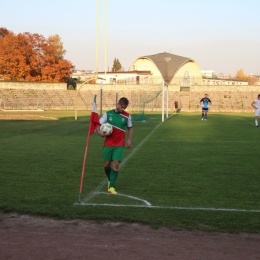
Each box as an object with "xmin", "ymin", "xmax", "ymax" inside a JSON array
[
  {"xmin": 251, "ymin": 94, "xmax": 260, "ymax": 127},
  {"xmin": 200, "ymin": 94, "xmax": 212, "ymax": 120},
  {"xmin": 97, "ymin": 97, "xmax": 133, "ymax": 194}
]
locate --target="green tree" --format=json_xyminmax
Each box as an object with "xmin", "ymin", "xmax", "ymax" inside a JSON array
[
  {"xmin": 48, "ymin": 34, "xmax": 66, "ymax": 59},
  {"xmin": 112, "ymin": 58, "xmax": 122, "ymax": 72}
]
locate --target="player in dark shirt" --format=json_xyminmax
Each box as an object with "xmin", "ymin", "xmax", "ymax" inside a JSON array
[{"xmin": 200, "ymin": 94, "xmax": 212, "ymax": 120}]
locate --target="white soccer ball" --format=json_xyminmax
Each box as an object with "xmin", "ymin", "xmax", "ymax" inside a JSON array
[{"xmin": 100, "ymin": 123, "xmax": 113, "ymax": 136}]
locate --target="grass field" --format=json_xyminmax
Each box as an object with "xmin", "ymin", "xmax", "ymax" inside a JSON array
[{"xmin": 0, "ymin": 111, "xmax": 260, "ymax": 233}]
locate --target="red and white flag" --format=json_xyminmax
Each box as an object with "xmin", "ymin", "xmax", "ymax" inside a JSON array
[
  {"xmin": 78, "ymin": 96, "xmax": 100, "ymax": 202},
  {"xmin": 89, "ymin": 101, "xmax": 100, "ymax": 135}
]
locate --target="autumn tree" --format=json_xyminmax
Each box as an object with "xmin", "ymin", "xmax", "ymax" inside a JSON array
[
  {"xmin": 0, "ymin": 28, "xmax": 74, "ymax": 82},
  {"xmin": 112, "ymin": 58, "xmax": 122, "ymax": 72},
  {"xmin": 247, "ymin": 75, "xmax": 257, "ymax": 85},
  {"xmin": 236, "ymin": 69, "xmax": 247, "ymax": 81},
  {"xmin": 0, "ymin": 27, "xmax": 10, "ymax": 38},
  {"xmin": 235, "ymin": 69, "xmax": 257, "ymax": 85}
]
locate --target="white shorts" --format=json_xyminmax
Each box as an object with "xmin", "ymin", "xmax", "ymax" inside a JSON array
[{"xmin": 254, "ymin": 109, "xmax": 260, "ymax": 117}]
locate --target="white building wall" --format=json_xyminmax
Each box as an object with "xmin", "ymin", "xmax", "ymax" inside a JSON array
[{"xmin": 174, "ymin": 61, "xmax": 202, "ymax": 78}]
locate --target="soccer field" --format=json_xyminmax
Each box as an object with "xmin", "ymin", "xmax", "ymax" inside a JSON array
[{"xmin": 0, "ymin": 111, "xmax": 259, "ymax": 233}]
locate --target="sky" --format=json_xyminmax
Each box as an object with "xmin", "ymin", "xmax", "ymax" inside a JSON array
[{"xmin": 1, "ymin": 0, "xmax": 260, "ymax": 75}]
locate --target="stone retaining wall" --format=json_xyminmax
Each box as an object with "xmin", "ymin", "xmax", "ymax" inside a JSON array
[{"xmin": 1, "ymin": 81, "xmax": 260, "ymax": 112}]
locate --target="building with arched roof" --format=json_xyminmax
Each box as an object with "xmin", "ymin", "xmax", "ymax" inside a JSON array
[
  {"xmin": 129, "ymin": 52, "xmax": 202, "ymax": 85},
  {"xmin": 96, "ymin": 52, "xmax": 203, "ymax": 86}
]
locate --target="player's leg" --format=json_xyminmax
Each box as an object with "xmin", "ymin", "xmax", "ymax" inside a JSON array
[
  {"xmin": 204, "ymin": 111, "xmax": 208, "ymax": 120},
  {"xmin": 109, "ymin": 160, "xmax": 119, "ymax": 193},
  {"xmin": 202, "ymin": 109, "xmax": 205, "ymax": 120},
  {"xmin": 103, "ymin": 147, "xmax": 113, "ymax": 188},
  {"xmin": 108, "ymin": 147, "xmax": 124, "ymax": 194},
  {"xmin": 104, "ymin": 162, "xmax": 111, "ymax": 188},
  {"xmin": 254, "ymin": 110, "xmax": 259, "ymax": 127},
  {"xmin": 203, "ymin": 108, "xmax": 209, "ymax": 120}
]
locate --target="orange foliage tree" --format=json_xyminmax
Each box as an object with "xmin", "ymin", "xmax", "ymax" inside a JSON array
[
  {"xmin": 235, "ymin": 69, "xmax": 257, "ymax": 85},
  {"xmin": 0, "ymin": 28, "xmax": 74, "ymax": 82},
  {"xmin": 0, "ymin": 27, "xmax": 10, "ymax": 38}
]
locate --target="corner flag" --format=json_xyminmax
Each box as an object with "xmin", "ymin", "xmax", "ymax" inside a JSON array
[
  {"xmin": 89, "ymin": 98, "xmax": 100, "ymax": 135},
  {"xmin": 78, "ymin": 95, "xmax": 100, "ymax": 203}
]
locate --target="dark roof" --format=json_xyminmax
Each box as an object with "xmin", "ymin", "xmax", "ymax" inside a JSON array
[{"xmin": 138, "ymin": 52, "xmax": 194, "ymax": 84}]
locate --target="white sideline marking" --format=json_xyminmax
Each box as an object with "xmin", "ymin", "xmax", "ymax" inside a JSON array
[
  {"xmin": 149, "ymin": 140, "xmax": 256, "ymax": 143},
  {"xmin": 82, "ymin": 121, "xmax": 164, "ymax": 203},
  {"xmin": 75, "ymin": 202, "xmax": 260, "ymax": 213},
  {"xmin": 237, "ymin": 117, "xmax": 254, "ymax": 125}
]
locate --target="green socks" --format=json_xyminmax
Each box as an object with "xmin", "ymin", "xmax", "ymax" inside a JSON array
[
  {"xmin": 110, "ymin": 169, "xmax": 118, "ymax": 188},
  {"xmin": 104, "ymin": 167, "xmax": 111, "ymax": 181},
  {"xmin": 104, "ymin": 167, "xmax": 118, "ymax": 188}
]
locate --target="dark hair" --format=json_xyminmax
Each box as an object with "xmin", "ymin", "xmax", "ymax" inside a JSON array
[
  {"xmin": 119, "ymin": 97, "xmax": 129, "ymax": 106},
  {"xmin": 258, "ymin": 94, "xmax": 260, "ymax": 98}
]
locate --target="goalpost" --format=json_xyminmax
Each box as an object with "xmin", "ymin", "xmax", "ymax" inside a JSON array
[{"xmin": 162, "ymin": 82, "xmax": 169, "ymax": 122}]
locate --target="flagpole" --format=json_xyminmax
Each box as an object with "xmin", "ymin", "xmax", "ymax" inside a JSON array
[{"xmin": 78, "ymin": 95, "xmax": 97, "ymax": 203}]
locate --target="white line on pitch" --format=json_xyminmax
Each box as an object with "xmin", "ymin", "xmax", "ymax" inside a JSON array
[
  {"xmin": 89, "ymin": 192, "xmax": 151, "ymax": 206},
  {"xmin": 149, "ymin": 140, "xmax": 255, "ymax": 143},
  {"xmin": 236, "ymin": 117, "xmax": 255, "ymax": 125},
  {"xmin": 82, "ymin": 121, "xmax": 164, "ymax": 203},
  {"xmin": 75, "ymin": 203, "xmax": 260, "ymax": 213}
]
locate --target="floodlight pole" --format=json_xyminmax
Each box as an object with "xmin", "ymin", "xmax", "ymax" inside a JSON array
[
  {"xmin": 100, "ymin": 81, "xmax": 103, "ymax": 115},
  {"xmin": 95, "ymin": 0, "xmax": 100, "ymax": 77},
  {"xmin": 104, "ymin": 0, "xmax": 107, "ymax": 79},
  {"xmin": 115, "ymin": 75, "xmax": 118, "ymax": 104}
]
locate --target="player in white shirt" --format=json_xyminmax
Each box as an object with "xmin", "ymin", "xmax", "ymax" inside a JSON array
[{"xmin": 251, "ymin": 94, "xmax": 260, "ymax": 127}]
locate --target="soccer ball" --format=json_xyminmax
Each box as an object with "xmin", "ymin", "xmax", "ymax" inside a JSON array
[{"xmin": 100, "ymin": 123, "xmax": 113, "ymax": 135}]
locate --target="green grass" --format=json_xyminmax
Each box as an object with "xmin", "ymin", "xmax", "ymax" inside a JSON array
[{"xmin": 0, "ymin": 111, "xmax": 260, "ymax": 233}]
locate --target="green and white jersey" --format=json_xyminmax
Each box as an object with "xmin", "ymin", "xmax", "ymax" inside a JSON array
[{"xmin": 99, "ymin": 109, "xmax": 132, "ymax": 146}]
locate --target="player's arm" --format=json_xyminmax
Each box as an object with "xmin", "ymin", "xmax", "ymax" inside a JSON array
[
  {"xmin": 251, "ymin": 101, "xmax": 257, "ymax": 109},
  {"xmin": 96, "ymin": 113, "xmax": 107, "ymax": 137},
  {"xmin": 96, "ymin": 127, "xmax": 107, "ymax": 138},
  {"xmin": 125, "ymin": 127, "xmax": 133, "ymax": 148}
]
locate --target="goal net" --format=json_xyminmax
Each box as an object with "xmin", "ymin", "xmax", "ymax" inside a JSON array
[{"xmin": 129, "ymin": 84, "xmax": 163, "ymax": 122}]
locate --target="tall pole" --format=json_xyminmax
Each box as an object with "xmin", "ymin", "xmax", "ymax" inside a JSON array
[
  {"xmin": 166, "ymin": 83, "xmax": 168, "ymax": 118},
  {"xmin": 95, "ymin": 0, "xmax": 100, "ymax": 81},
  {"xmin": 116, "ymin": 85, "xmax": 118, "ymax": 104},
  {"xmin": 116, "ymin": 77, "xmax": 118, "ymax": 105},
  {"xmin": 100, "ymin": 82, "xmax": 103, "ymax": 115},
  {"xmin": 104, "ymin": 0, "xmax": 107, "ymax": 78},
  {"xmin": 162, "ymin": 82, "xmax": 164, "ymax": 122}
]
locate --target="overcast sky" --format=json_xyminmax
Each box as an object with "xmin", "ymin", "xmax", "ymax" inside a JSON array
[{"xmin": 2, "ymin": 0, "xmax": 260, "ymax": 75}]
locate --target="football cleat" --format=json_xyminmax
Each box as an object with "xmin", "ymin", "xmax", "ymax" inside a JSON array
[{"xmin": 108, "ymin": 187, "xmax": 117, "ymax": 194}]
